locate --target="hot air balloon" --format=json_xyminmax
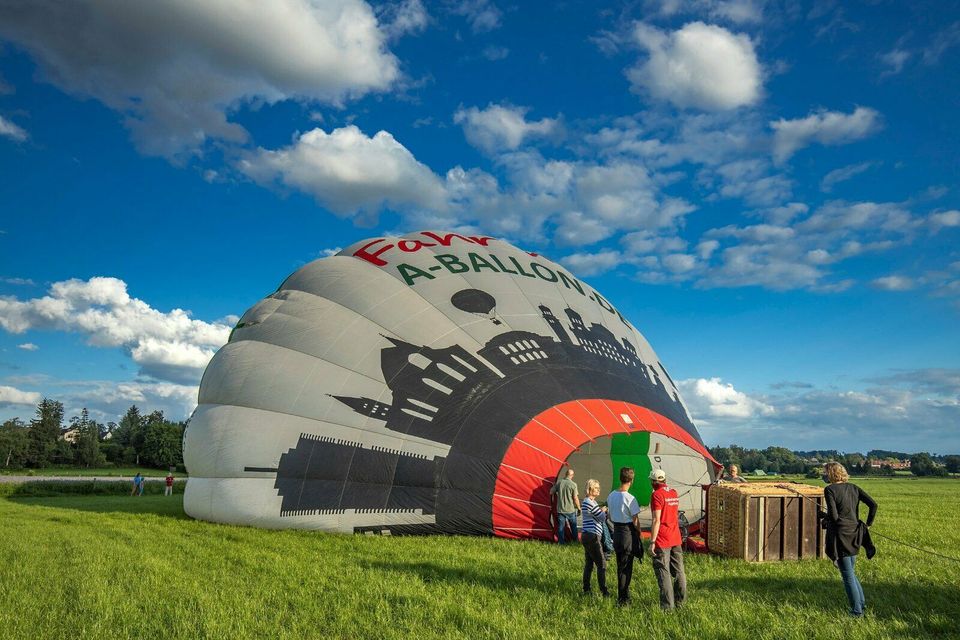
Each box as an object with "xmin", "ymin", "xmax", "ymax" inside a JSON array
[{"xmin": 184, "ymin": 231, "xmax": 720, "ymax": 538}]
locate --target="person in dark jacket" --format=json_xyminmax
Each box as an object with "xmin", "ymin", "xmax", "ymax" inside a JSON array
[{"xmin": 821, "ymin": 462, "xmax": 877, "ymax": 618}]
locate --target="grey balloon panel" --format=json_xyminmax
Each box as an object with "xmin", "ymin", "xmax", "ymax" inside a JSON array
[
  {"xmin": 278, "ymin": 256, "xmax": 493, "ymax": 355},
  {"xmin": 185, "ymin": 404, "xmax": 450, "ymax": 478},
  {"xmin": 559, "ymin": 438, "xmax": 615, "ymax": 496},
  {"xmin": 647, "ymin": 433, "xmax": 710, "ymax": 526},
  {"xmin": 229, "ymin": 293, "xmax": 396, "ymax": 383},
  {"xmin": 199, "ymin": 341, "xmax": 393, "ymax": 424}
]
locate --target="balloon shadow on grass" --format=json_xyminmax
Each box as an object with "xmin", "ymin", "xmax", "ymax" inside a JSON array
[{"xmin": 697, "ymin": 575, "xmax": 959, "ymax": 635}]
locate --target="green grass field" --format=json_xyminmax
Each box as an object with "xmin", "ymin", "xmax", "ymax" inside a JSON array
[
  {"xmin": 0, "ymin": 466, "xmax": 181, "ymax": 477},
  {"xmin": 1, "ymin": 478, "xmax": 957, "ymax": 640}
]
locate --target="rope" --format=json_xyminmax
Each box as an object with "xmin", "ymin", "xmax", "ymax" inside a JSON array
[
  {"xmin": 866, "ymin": 530, "xmax": 960, "ymax": 564},
  {"xmin": 774, "ymin": 483, "xmax": 960, "ymax": 564}
]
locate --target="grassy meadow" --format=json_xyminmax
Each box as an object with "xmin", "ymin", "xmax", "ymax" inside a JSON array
[{"xmin": 1, "ymin": 478, "xmax": 958, "ymax": 640}]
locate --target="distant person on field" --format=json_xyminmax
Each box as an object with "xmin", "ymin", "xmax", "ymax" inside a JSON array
[
  {"xmin": 727, "ymin": 464, "xmax": 747, "ymax": 483},
  {"xmin": 165, "ymin": 472, "xmax": 174, "ymax": 496},
  {"xmin": 137, "ymin": 473, "xmax": 145, "ymax": 496},
  {"xmin": 648, "ymin": 468, "xmax": 686, "ymax": 610},
  {"xmin": 550, "ymin": 468, "xmax": 580, "ymax": 544},
  {"xmin": 821, "ymin": 461, "xmax": 877, "ymax": 618},
  {"xmin": 580, "ymin": 479, "xmax": 610, "ymax": 597},
  {"xmin": 131, "ymin": 472, "xmax": 142, "ymax": 497},
  {"xmin": 607, "ymin": 466, "xmax": 642, "ymax": 607}
]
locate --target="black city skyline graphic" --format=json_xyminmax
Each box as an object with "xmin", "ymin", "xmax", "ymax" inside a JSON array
[{"xmin": 246, "ymin": 289, "xmax": 703, "ymax": 535}]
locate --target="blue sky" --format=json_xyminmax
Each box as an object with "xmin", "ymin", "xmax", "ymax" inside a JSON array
[{"xmin": 0, "ymin": 0, "xmax": 958, "ymax": 452}]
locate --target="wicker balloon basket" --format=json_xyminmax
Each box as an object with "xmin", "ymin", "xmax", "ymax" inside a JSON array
[{"xmin": 706, "ymin": 482, "xmax": 826, "ymax": 562}]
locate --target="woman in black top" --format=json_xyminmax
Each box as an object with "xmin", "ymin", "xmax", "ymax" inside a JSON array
[{"xmin": 822, "ymin": 462, "xmax": 877, "ymax": 617}]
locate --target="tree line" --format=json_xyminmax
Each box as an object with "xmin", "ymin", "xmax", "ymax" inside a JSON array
[
  {"xmin": 1, "ymin": 398, "xmax": 186, "ymax": 470},
  {"xmin": 709, "ymin": 444, "xmax": 960, "ymax": 477}
]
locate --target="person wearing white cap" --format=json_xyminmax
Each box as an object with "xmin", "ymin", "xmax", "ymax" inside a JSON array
[{"xmin": 648, "ymin": 468, "xmax": 686, "ymax": 610}]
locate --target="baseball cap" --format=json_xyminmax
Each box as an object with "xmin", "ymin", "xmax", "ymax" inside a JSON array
[{"xmin": 649, "ymin": 469, "xmax": 666, "ymax": 483}]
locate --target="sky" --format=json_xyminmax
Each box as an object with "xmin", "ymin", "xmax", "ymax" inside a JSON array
[{"xmin": 0, "ymin": 0, "xmax": 958, "ymax": 453}]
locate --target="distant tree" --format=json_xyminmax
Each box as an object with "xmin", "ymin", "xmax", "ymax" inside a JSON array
[
  {"xmin": 943, "ymin": 455, "xmax": 960, "ymax": 474},
  {"xmin": 910, "ymin": 453, "xmax": 947, "ymax": 477},
  {"xmin": 27, "ymin": 398, "xmax": 64, "ymax": 467},
  {"xmin": 742, "ymin": 451, "xmax": 769, "ymax": 473},
  {"xmin": 110, "ymin": 406, "xmax": 145, "ymax": 464},
  {"xmin": 141, "ymin": 417, "xmax": 184, "ymax": 468},
  {"xmin": 868, "ymin": 449, "xmax": 911, "ymax": 460},
  {"xmin": 71, "ymin": 408, "xmax": 106, "ymax": 468},
  {"xmin": 1, "ymin": 418, "xmax": 30, "ymax": 468}
]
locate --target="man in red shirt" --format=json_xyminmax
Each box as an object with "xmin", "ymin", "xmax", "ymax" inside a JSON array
[{"xmin": 648, "ymin": 468, "xmax": 686, "ymax": 610}]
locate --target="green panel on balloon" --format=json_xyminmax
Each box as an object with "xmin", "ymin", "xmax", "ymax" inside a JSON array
[{"xmin": 609, "ymin": 431, "xmax": 653, "ymax": 506}]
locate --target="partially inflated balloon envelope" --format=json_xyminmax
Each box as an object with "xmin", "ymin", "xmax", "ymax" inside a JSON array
[{"xmin": 185, "ymin": 231, "xmax": 720, "ymax": 538}]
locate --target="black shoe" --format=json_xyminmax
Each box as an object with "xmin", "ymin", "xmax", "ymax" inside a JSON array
[
  {"xmin": 616, "ymin": 598, "xmax": 631, "ymax": 607},
  {"xmin": 601, "ymin": 591, "xmax": 612, "ymax": 598}
]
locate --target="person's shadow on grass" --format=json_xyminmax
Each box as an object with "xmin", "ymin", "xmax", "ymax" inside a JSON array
[{"xmin": 697, "ymin": 575, "xmax": 958, "ymax": 635}]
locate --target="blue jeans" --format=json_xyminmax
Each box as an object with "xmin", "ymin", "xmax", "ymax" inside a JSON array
[
  {"xmin": 557, "ymin": 512, "xmax": 578, "ymax": 543},
  {"xmin": 838, "ymin": 555, "xmax": 865, "ymax": 616}
]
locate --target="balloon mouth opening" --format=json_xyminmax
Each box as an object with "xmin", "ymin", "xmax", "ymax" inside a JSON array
[{"xmin": 491, "ymin": 399, "xmax": 719, "ymax": 540}]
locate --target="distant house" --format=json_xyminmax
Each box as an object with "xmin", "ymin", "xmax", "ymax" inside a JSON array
[
  {"xmin": 59, "ymin": 428, "xmax": 80, "ymax": 443},
  {"xmin": 868, "ymin": 458, "xmax": 911, "ymax": 470}
]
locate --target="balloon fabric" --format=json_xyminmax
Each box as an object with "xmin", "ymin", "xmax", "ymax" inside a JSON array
[{"xmin": 184, "ymin": 231, "xmax": 720, "ymax": 538}]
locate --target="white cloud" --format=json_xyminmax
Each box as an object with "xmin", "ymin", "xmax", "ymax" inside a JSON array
[
  {"xmin": 0, "ymin": 0, "xmax": 399, "ymax": 158},
  {"xmin": 871, "ymin": 275, "xmax": 915, "ymax": 291},
  {"xmin": 648, "ymin": 0, "xmax": 766, "ymax": 25},
  {"xmin": 685, "ymin": 199, "xmax": 929, "ymax": 291},
  {"xmin": 709, "ymin": 158, "xmax": 792, "ymax": 206},
  {"xmin": 454, "ymin": 104, "xmax": 559, "ymax": 154},
  {"xmin": 0, "ymin": 385, "xmax": 42, "ymax": 407},
  {"xmin": 2, "ymin": 277, "xmax": 35, "ymax": 286},
  {"xmin": 420, "ymin": 151, "xmax": 696, "ymax": 248},
  {"xmin": 0, "ymin": 277, "xmax": 230, "ymax": 383},
  {"xmin": 878, "ymin": 48, "xmax": 911, "ymax": 75},
  {"xmin": 662, "ymin": 253, "xmax": 698, "ymax": 273},
  {"xmin": 820, "ymin": 161, "xmax": 876, "ymax": 192},
  {"xmin": 481, "ymin": 45, "xmax": 510, "ymax": 61},
  {"xmin": 239, "ymin": 126, "xmax": 448, "ymax": 218},
  {"xmin": 0, "ymin": 115, "xmax": 27, "ymax": 142},
  {"xmin": 449, "ymin": 0, "xmax": 502, "ymax": 33},
  {"xmin": 628, "ymin": 22, "xmax": 762, "ymax": 111},
  {"xmin": 17, "ymin": 342, "xmax": 38, "ymax": 351},
  {"xmin": 771, "ymin": 107, "xmax": 881, "ymax": 164},
  {"xmin": 929, "ymin": 210, "xmax": 960, "ymax": 231},
  {"xmin": 379, "ymin": 0, "xmax": 429, "ymax": 40},
  {"xmin": 678, "ymin": 377, "xmax": 774, "ymax": 420},
  {"xmin": 696, "ymin": 369, "xmax": 960, "ymax": 452},
  {"xmin": 560, "ymin": 250, "xmax": 622, "ymax": 277},
  {"xmin": 922, "ymin": 22, "xmax": 960, "ymax": 65}
]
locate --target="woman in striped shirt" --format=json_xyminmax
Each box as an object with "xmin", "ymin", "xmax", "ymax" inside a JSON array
[{"xmin": 581, "ymin": 479, "xmax": 610, "ymax": 597}]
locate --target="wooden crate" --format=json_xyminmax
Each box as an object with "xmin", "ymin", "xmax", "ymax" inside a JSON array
[{"xmin": 706, "ymin": 483, "xmax": 826, "ymax": 562}]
